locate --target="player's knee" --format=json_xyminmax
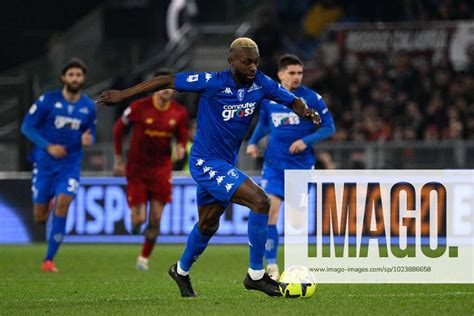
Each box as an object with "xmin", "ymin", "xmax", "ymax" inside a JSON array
[
  {"xmin": 144, "ymin": 225, "xmax": 160, "ymax": 239},
  {"xmin": 198, "ymin": 220, "xmax": 219, "ymax": 236},
  {"xmin": 34, "ymin": 213, "xmax": 48, "ymax": 224},
  {"xmin": 252, "ymin": 192, "xmax": 271, "ymax": 214},
  {"xmin": 55, "ymin": 200, "xmax": 71, "ymax": 216},
  {"xmin": 131, "ymin": 217, "xmax": 146, "ymax": 227}
]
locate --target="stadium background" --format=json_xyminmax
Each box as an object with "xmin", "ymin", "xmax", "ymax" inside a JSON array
[{"xmin": 1, "ymin": 0, "xmax": 473, "ymax": 244}]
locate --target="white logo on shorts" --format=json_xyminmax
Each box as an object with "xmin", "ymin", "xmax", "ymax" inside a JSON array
[
  {"xmin": 196, "ymin": 159, "xmax": 205, "ymax": 166},
  {"xmin": 216, "ymin": 176, "xmax": 225, "ymax": 185},
  {"xmin": 225, "ymin": 183, "xmax": 234, "ymax": 192}
]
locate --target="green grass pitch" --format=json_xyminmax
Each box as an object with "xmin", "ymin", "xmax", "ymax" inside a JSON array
[{"xmin": 1, "ymin": 244, "xmax": 473, "ymax": 315}]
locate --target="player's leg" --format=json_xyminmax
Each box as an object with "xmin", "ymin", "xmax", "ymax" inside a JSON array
[
  {"xmin": 231, "ymin": 179, "xmax": 270, "ymax": 273},
  {"xmin": 261, "ymin": 167, "xmax": 284, "ymax": 280},
  {"xmin": 231, "ymin": 179, "xmax": 282, "ymax": 296},
  {"xmin": 130, "ymin": 204, "xmax": 147, "ymax": 234},
  {"xmin": 42, "ymin": 166, "xmax": 80, "ymax": 271},
  {"xmin": 126, "ymin": 177, "xmax": 147, "ymax": 234},
  {"xmin": 43, "ymin": 193, "xmax": 74, "ymax": 272},
  {"xmin": 169, "ymin": 200, "xmax": 225, "ymax": 297},
  {"xmin": 136, "ymin": 199, "xmax": 165, "ymax": 271},
  {"xmin": 179, "ymin": 201, "xmax": 225, "ymax": 273},
  {"xmin": 32, "ymin": 163, "xmax": 54, "ymax": 224},
  {"xmin": 266, "ymin": 194, "xmax": 282, "ymax": 279},
  {"xmin": 33, "ymin": 204, "xmax": 50, "ymax": 223}
]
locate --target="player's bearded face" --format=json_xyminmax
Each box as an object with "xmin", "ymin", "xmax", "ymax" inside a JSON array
[
  {"xmin": 61, "ymin": 68, "xmax": 85, "ymax": 93},
  {"xmin": 156, "ymin": 89, "xmax": 174, "ymax": 102},
  {"xmin": 229, "ymin": 48, "xmax": 259, "ymax": 85},
  {"xmin": 278, "ymin": 64, "xmax": 303, "ymax": 91}
]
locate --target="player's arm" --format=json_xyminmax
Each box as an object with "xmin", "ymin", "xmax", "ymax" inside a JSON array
[
  {"xmin": 263, "ymin": 76, "xmax": 321, "ymax": 126},
  {"xmin": 300, "ymin": 95, "xmax": 335, "ymax": 146},
  {"xmin": 246, "ymin": 101, "xmax": 270, "ymax": 159},
  {"xmin": 289, "ymin": 94, "xmax": 335, "ymax": 154},
  {"xmin": 112, "ymin": 106, "xmax": 134, "ymax": 176},
  {"xmin": 82, "ymin": 104, "xmax": 97, "ymax": 146},
  {"xmin": 175, "ymin": 108, "xmax": 189, "ymax": 160},
  {"xmin": 288, "ymin": 97, "xmax": 321, "ymax": 125},
  {"xmin": 21, "ymin": 97, "xmax": 66, "ymax": 158},
  {"xmin": 97, "ymin": 74, "xmax": 175, "ymax": 106}
]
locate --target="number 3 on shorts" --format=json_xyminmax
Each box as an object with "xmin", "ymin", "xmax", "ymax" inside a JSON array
[{"xmin": 67, "ymin": 178, "xmax": 79, "ymax": 193}]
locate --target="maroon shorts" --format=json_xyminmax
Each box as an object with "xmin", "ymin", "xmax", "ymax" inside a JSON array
[{"xmin": 126, "ymin": 168, "xmax": 172, "ymax": 207}]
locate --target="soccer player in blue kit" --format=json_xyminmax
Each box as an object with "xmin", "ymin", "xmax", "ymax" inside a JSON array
[
  {"xmin": 246, "ymin": 54, "xmax": 336, "ymax": 280},
  {"xmin": 21, "ymin": 58, "xmax": 96, "ymax": 272},
  {"xmin": 98, "ymin": 38, "xmax": 320, "ymax": 297}
]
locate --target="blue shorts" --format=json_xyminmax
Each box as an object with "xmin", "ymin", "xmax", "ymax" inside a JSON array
[
  {"xmin": 261, "ymin": 163, "xmax": 315, "ymax": 200},
  {"xmin": 261, "ymin": 164, "xmax": 285, "ymax": 200},
  {"xmin": 189, "ymin": 155, "xmax": 248, "ymax": 208},
  {"xmin": 32, "ymin": 162, "xmax": 80, "ymax": 204}
]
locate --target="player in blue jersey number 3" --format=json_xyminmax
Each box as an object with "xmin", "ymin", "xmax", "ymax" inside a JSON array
[
  {"xmin": 21, "ymin": 58, "xmax": 97, "ymax": 272},
  {"xmin": 98, "ymin": 38, "xmax": 320, "ymax": 297}
]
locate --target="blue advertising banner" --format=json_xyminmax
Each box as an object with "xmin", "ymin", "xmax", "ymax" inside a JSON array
[{"xmin": 0, "ymin": 176, "xmax": 286, "ymax": 244}]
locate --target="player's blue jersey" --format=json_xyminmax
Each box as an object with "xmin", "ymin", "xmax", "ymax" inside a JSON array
[
  {"xmin": 21, "ymin": 90, "xmax": 96, "ymax": 166},
  {"xmin": 250, "ymin": 85, "xmax": 335, "ymax": 170},
  {"xmin": 174, "ymin": 69, "xmax": 295, "ymax": 164}
]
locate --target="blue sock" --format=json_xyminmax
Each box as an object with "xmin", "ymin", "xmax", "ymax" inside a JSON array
[
  {"xmin": 265, "ymin": 224, "xmax": 279, "ymax": 265},
  {"xmin": 248, "ymin": 211, "xmax": 269, "ymax": 270},
  {"xmin": 179, "ymin": 224, "xmax": 212, "ymax": 272},
  {"xmin": 45, "ymin": 214, "xmax": 67, "ymax": 261}
]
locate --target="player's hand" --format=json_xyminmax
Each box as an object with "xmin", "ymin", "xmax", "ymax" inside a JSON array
[
  {"xmin": 47, "ymin": 144, "xmax": 67, "ymax": 159},
  {"xmin": 81, "ymin": 129, "xmax": 93, "ymax": 146},
  {"xmin": 113, "ymin": 160, "xmax": 125, "ymax": 176},
  {"xmin": 289, "ymin": 140, "xmax": 307, "ymax": 154},
  {"xmin": 304, "ymin": 108, "xmax": 321, "ymax": 126},
  {"xmin": 175, "ymin": 144, "xmax": 186, "ymax": 160},
  {"xmin": 96, "ymin": 90, "xmax": 124, "ymax": 106},
  {"xmin": 246, "ymin": 144, "xmax": 259, "ymax": 159}
]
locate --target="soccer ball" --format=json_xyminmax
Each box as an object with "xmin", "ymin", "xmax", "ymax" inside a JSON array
[{"xmin": 279, "ymin": 265, "xmax": 317, "ymax": 298}]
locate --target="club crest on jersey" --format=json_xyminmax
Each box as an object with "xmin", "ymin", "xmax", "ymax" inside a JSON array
[
  {"xmin": 54, "ymin": 102, "xmax": 63, "ymax": 109},
  {"xmin": 237, "ymin": 89, "xmax": 245, "ymax": 101},
  {"xmin": 227, "ymin": 168, "xmax": 239, "ymax": 179},
  {"xmin": 168, "ymin": 119, "xmax": 176, "ymax": 127},
  {"xmin": 67, "ymin": 105, "xmax": 74, "ymax": 114},
  {"xmin": 145, "ymin": 118, "xmax": 153, "ymax": 124}
]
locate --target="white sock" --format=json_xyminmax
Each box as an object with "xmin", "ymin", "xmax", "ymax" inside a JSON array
[
  {"xmin": 267, "ymin": 263, "xmax": 278, "ymax": 270},
  {"xmin": 248, "ymin": 268, "xmax": 265, "ymax": 280},
  {"xmin": 177, "ymin": 261, "xmax": 189, "ymax": 276}
]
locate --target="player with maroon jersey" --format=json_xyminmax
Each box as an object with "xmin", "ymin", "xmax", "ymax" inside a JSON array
[{"xmin": 113, "ymin": 70, "xmax": 189, "ymax": 271}]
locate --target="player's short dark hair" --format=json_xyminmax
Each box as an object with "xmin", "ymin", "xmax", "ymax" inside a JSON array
[
  {"xmin": 278, "ymin": 54, "xmax": 303, "ymax": 70},
  {"xmin": 61, "ymin": 58, "xmax": 87, "ymax": 75},
  {"xmin": 154, "ymin": 69, "xmax": 173, "ymax": 77}
]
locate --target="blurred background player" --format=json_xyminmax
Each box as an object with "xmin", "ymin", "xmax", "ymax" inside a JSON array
[
  {"xmin": 113, "ymin": 70, "xmax": 189, "ymax": 271},
  {"xmin": 21, "ymin": 58, "xmax": 96, "ymax": 272},
  {"xmin": 98, "ymin": 37, "xmax": 320, "ymax": 297},
  {"xmin": 246, "ymin": 54, "xmax": 336, "ymax": 280}
]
